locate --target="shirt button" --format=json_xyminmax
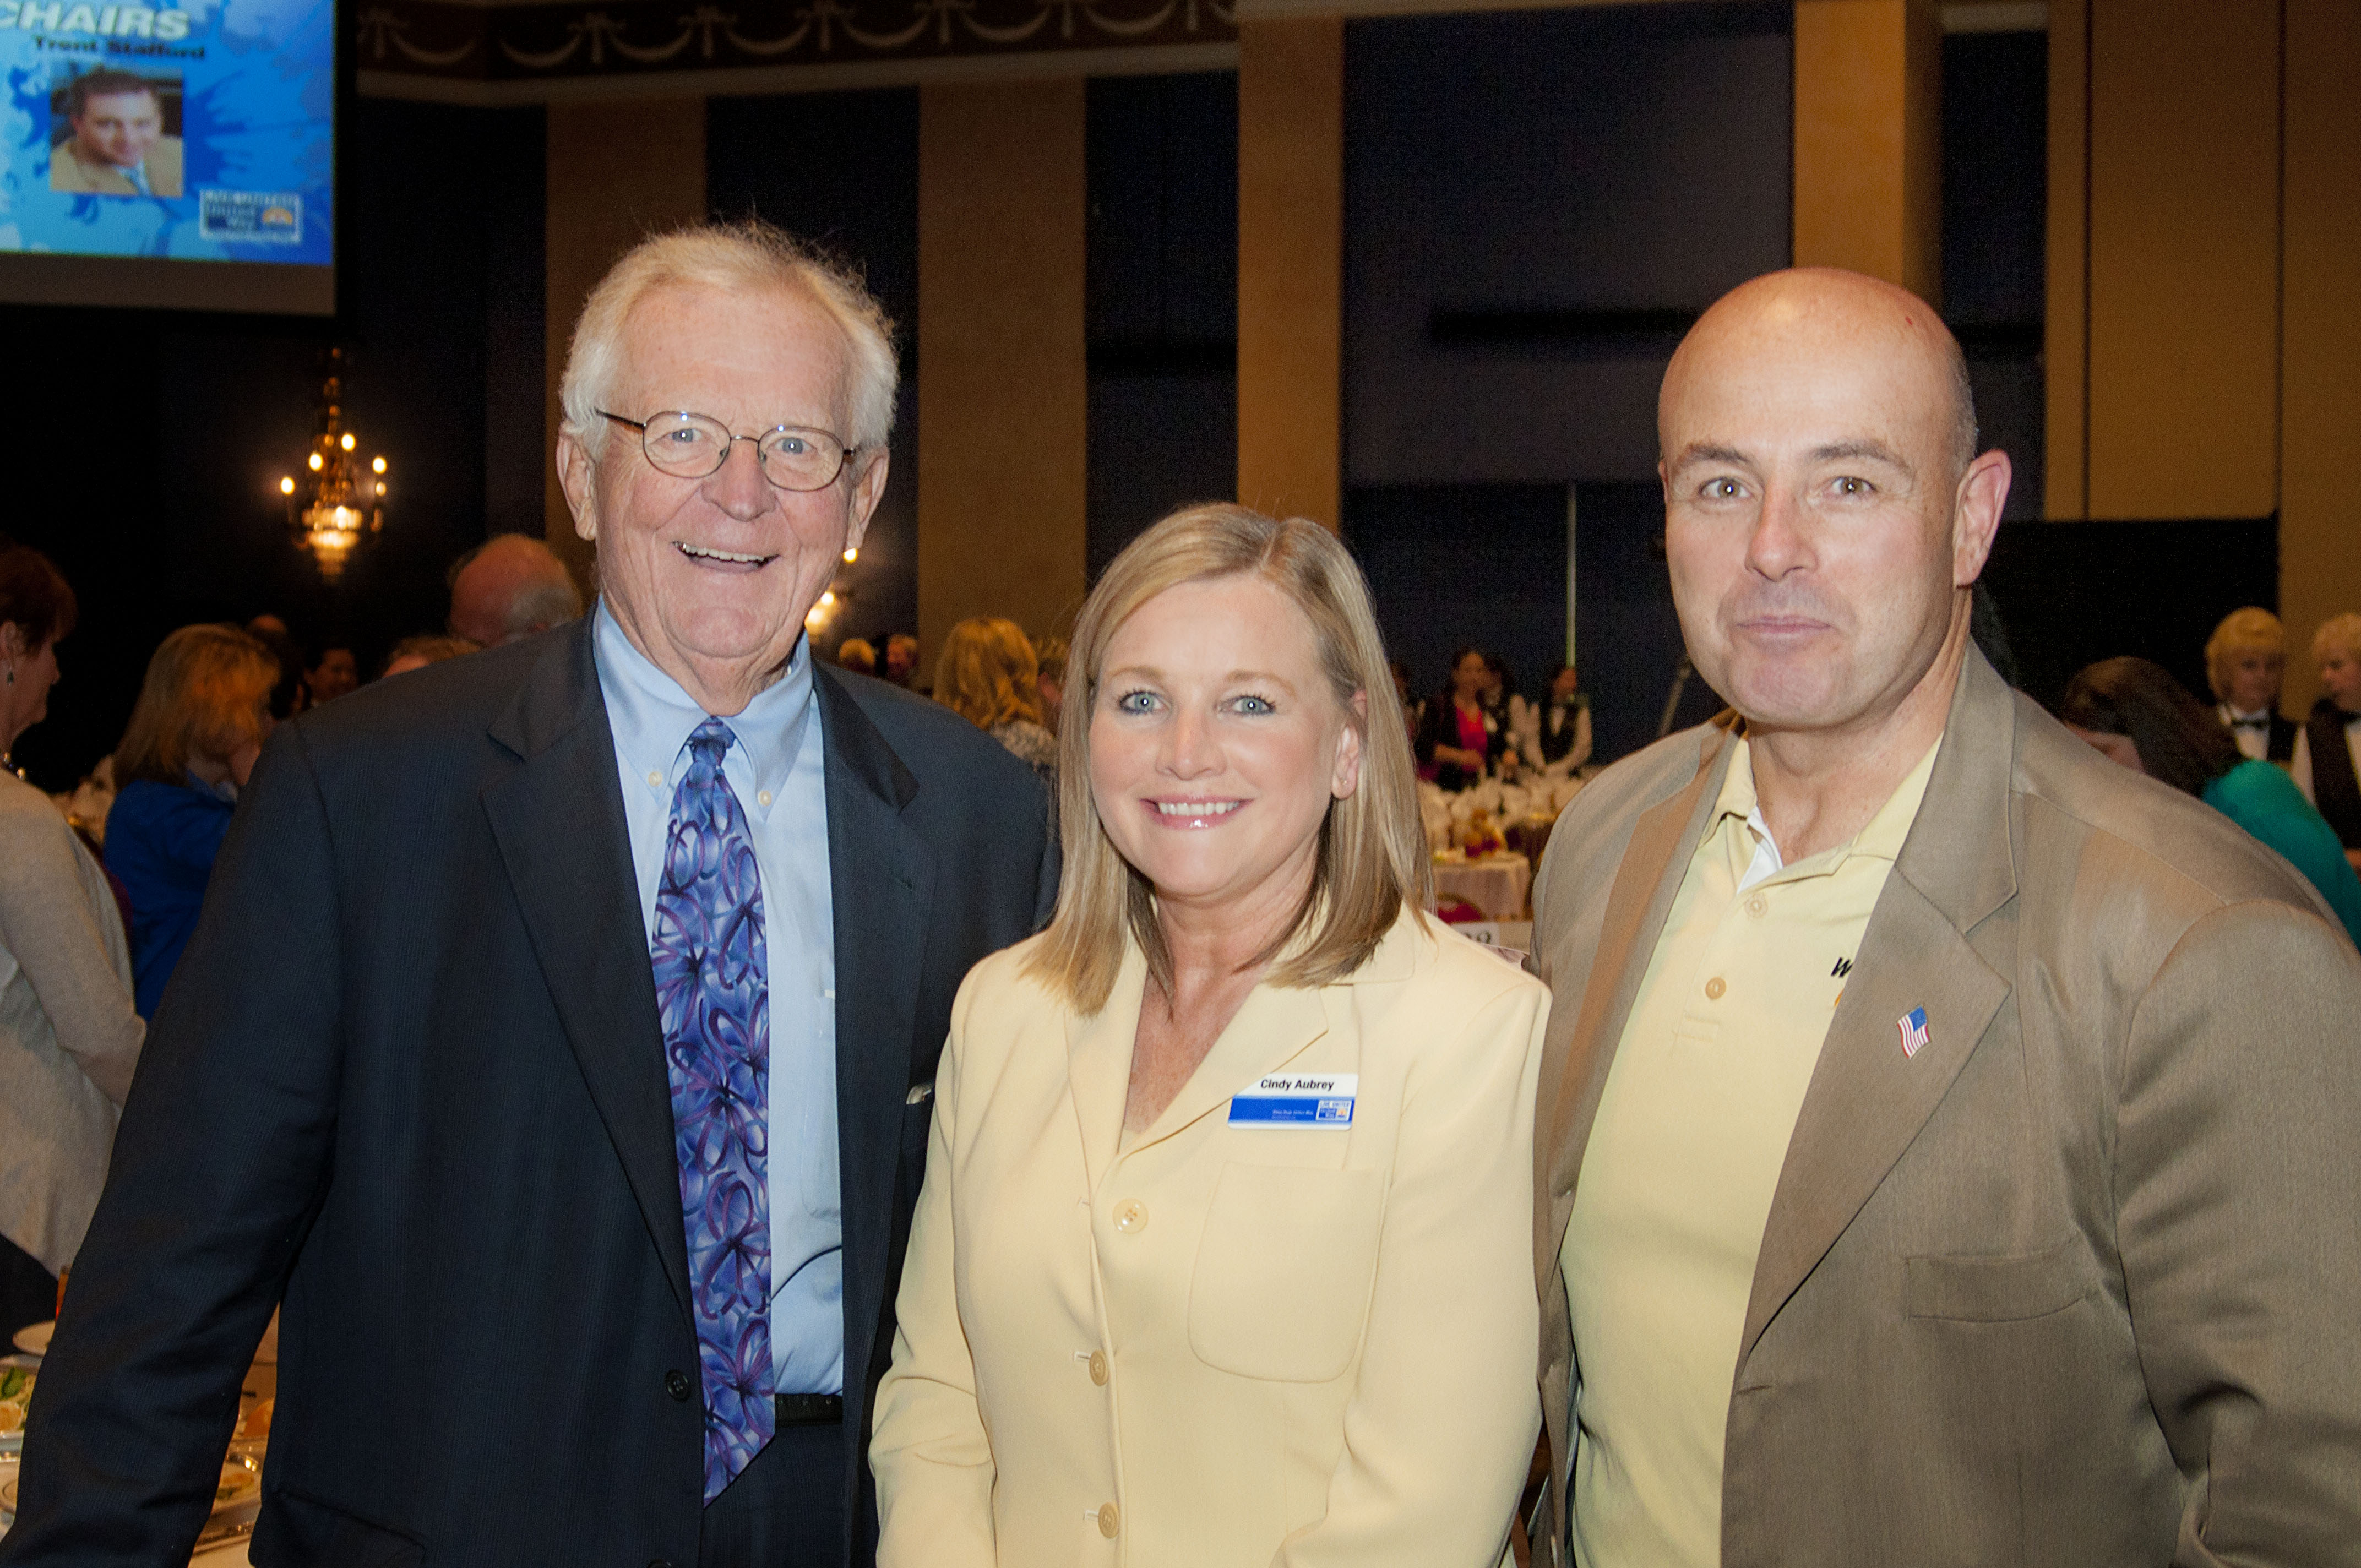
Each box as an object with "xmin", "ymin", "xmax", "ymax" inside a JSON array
[
  {"xmin": 664, "ymin": 1369, "xmax": 693, "ymax": 1402},
  {"xmin": 1745, "ymin": 894, "xmax": 1768, "ymax": 918},
  {"xmin": 1113, "ymin": 1199, "xmax": 1148, "ymax": 1233},
  {"xmin": 646, "ymin": 770, "xmax": 663, "ymax": 788},
  {"xmin": 758, "ymin": 791, "xmax": 773, "ymax": 807},
  {"xmin": 1705, "ymin": 976, "xmax": 1727, "ymax": 1001},
  {"xmin": 1097, "ymin": 1502, "xmax": 1120, "ymax": 1538},
  {"xmin": 1087, "ymin": 1350, "xmax": 1109, "ymax": 1385}
]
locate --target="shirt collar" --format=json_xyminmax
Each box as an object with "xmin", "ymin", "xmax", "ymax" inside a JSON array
[
  {"xmin": 591, "ymin": 597, "xmax": 813, "ymax": 820},
  {"xmin": 1713, "ymin": 732, "xmax": 1943, "ymax": 886}
]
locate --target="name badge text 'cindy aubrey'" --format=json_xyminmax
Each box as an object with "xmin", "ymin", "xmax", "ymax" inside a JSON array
[{"xmin": 1227, "ymin": 1074, "xmax": 1358, "ymax": 1128}]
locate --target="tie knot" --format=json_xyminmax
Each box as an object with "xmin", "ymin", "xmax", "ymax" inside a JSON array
[{"xmin": 684, "ymin": 717, "xmax": 737, "ymax": 775}]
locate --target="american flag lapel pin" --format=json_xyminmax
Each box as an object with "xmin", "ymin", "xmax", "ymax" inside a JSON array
[{"xmin": 1897, "ymin": 1006, "xmax": 1930, "ymax": 1059}]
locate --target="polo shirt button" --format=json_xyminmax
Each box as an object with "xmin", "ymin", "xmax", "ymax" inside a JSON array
[
  {"xmin": 1113, "ymin": 1199, "xmax": 1148, "ymax": 1233},
  {"xmin": 1088, "ymin": 1350, "xmax": 1109, "ymax": 1385},
  {"xmin": 1097, "ymin": 1502, "xmax": 1121, "ymax": 1538},
  {"xmin": 1705, "ymin": 976, "xmax": 1727, "ymax": 1000},
  {"xmin": 1745, "ymin": 894, "xmax": 1767, "ymax": 918},
  {"xmin": 664, "ymin": 1369, "xmax": 693, "ymax": 1401}
]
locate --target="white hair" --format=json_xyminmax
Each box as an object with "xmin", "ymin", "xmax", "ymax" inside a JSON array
[{"xmin": 558, "ymin": 219, "xmax": 899, "ymax": 460}]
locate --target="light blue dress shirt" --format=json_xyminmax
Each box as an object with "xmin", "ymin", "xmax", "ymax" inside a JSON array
[{"xmin": 592, "ymin": 600, "xmax": 844, "ymax": 1396}]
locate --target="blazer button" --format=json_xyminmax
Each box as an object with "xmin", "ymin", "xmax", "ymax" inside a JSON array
[
  {"xmin": 665, "ymin": 1369, "xmax": 693, "ymax": 1402},
  {"xmin": 1097, "ymin": 1502, "xmax": 1120, "ymax": 1538},
  {"xmin": 1087, "ymin": 1350, "xmax": 1109, "ymax": 1385},
  {"xmin": 1113, "ymin": 1199, "xmax": 1147, "ymax": 1233},
  {"xmin": 649, "ymin": 1559, "xmax": 677, "ymax": 1567}
]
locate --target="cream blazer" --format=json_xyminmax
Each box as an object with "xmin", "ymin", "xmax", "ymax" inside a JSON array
[{"xmin": 873, "ymin": 908, "xmax": 1547, "ymax": 1567}]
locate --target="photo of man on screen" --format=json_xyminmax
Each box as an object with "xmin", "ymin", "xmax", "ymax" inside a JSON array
[{"xmin": 50, "ymin": 69, "xmax": 183, "ymax": 198}]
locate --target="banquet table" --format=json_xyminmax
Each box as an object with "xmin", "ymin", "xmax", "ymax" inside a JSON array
[{"xmin": 1433, "ymin": 851, "xmax": 1532, "ymax": 921}]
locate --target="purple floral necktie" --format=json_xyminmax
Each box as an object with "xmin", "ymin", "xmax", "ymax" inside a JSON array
[{"xmin": 651, "ymin": 718, "xmax": 773, "ymax": 1501}]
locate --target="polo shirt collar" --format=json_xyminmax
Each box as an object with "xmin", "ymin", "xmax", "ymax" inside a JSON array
[{"xmin": 1713, "ymin": 733, "xmax": 1943, "ymax": 889}]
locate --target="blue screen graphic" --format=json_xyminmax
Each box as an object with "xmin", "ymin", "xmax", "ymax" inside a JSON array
[{"xmin": 0, "ymin": 0, "xmax": 332, "ymax": 266}]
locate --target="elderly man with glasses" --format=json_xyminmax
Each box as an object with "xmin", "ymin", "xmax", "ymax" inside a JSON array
[{"xmin": 3, "ymin": 222, "xmax": 1057, "ymax": 1568}]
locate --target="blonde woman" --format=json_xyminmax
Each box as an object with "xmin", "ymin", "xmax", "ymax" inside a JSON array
[
  {"xmin": 2202, "ymin": 607, "xmax": 2294, "ymax": 763},
  {"xmin": 873, "ymin": 505, "xmax": 1546, "ymax": 1566},
  {"xmin": 2292, "ymin": 611, "xmax": 2361, "ymax": 868},
  {"xmin": 936, "ymin": 614, "xmax": 1057, "ymax": 786},
  {"xmin": 104, "ymin": 623, "xmax": 279, "ymax": 1017}
]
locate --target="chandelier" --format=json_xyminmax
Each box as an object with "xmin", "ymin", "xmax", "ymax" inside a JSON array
[{"xmin": 278, "ymin": 347, "xmax": 386, "ymax": 581}]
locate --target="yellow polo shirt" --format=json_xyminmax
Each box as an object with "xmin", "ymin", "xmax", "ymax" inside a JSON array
[{"xmin": 1560, "ymin": 734, "xmax": 1940, "ymax": 1567}]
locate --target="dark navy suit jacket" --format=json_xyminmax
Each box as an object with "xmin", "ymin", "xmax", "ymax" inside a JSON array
[{"xmin": 2, "ymin": 617, "xmax": 1057, "ymax": 1567}]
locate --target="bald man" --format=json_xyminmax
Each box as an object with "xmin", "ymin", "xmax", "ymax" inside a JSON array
[
  {"xmin": 1528, "ymin": 269, "xmax": 2361, "ymax": 1566},
  {"xmin": 447, "ymin": 533, "xmax": 585, "ymax": 648}
]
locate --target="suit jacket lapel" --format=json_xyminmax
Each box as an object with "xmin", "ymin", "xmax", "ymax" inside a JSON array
[
  {"xmin": 1537, "ymin": 725, "xmax": 1736, "ymax": 1292},
  {"xmin": 481, "ymin": 620, "xmax": 689, "ymax": 1315},
  {"xmin": 812, "ymin": 667, "xmax": 935, "ymax": 1386},
  {"xmin": 1738, "ymin": 650, "xmax": 2020, "ymax": 1363}
]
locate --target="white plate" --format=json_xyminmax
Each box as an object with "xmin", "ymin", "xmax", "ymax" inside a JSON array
[{"xmin": 8, "ymin": 1324, "xmax": 49, "ymax": 1357}]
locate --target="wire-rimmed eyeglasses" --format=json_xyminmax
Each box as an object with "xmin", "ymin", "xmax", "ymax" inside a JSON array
[{"xmin": 599, "ymin": 409, "xmax": 859, "ymax": 492}]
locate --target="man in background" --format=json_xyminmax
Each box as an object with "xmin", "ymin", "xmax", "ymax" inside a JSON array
[
  {"xmin": 882, "ymin": 633, "xmax": 920, "ymax": 691},
  {"xmin": 306, "ymin": 646, "xmax": 358, "ymax": 704},
  {"xmin": 447, "ymin": 532, "xmax": 584, "ymax": 647},
  {"xmin": 1530, "ymin": 267, "xmax": 2361, "ymax": 1566},
  {"xmin": 50, "ymin": 69, "xmax": 182, "ymax": 198}
]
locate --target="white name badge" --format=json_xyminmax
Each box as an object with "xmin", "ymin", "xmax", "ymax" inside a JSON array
[{"xmin": 1227, "ymin": 1073, "xmax": 1358, "ymax": 1128}]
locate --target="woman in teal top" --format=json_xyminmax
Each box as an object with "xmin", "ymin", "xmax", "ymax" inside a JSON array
[{"xmin": 2060, "ymin": 656, "xmax": 2361, "ymax": 946}]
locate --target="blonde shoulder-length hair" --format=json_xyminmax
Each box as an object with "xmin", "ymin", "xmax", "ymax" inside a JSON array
[
  {"xmin": 113, "ymin": 623, "xmax": 279, "ymax": 788},
  {"xmin": 1025, "ymin": 503, "xmax": 1431, "ymax": 1014},
  {"xmin": 935, "ymin": 616, "xmax": 1043, "ymax": 732}
]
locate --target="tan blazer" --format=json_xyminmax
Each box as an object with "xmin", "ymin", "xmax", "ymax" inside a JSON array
[
  {"xmin": 873, "ymin": 910, "xmax": 1547, "ymax": 1567},
  {"xmin": 1531, "ymin": 650, "xmax": 2361, "ymax": 1566},
  {"xmin": 50, "ymin": 135, "xmax": 183, "ymax": 197}
]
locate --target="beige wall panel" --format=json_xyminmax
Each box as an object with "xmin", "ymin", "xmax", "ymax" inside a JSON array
[
  {"xmin": 2084, "ymin": 0, "xmax": 2278, "ymax": 520},
  {"xmin": 543, "ymin": 97, "xmax": 707, "ymax": 592},
  {"xmin": 1237, "ymin": 17, "xmax": 1344, "ymax": 530},
  {"xmin": 2278, "ymin": 0, "xmax": 2361, "ymax": 712},
  {"xmin": 2044, "ymin": 0, "xmax": 2087, "ymax": 518},
  {"xmin": 1792, "ymin": 0, "xmax": 1941, "ymax": 306},
  {"xmin": 916, "ymin": 81, "xmax": 1089, "ymax": 657}
]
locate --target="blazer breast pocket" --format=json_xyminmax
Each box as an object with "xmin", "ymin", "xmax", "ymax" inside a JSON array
[
  {"xmin": 1187, "ymin": 1162, "xmax": 1384, "ymax": 1383},
  {"xmin": 1902, "ymin": 1237, "xmax": 2096, "ymax": 1322}
]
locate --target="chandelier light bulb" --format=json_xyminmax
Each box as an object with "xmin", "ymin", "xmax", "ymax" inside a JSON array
[
  {"xmin": 308, "ymin": 452, "xmax": 324, "ymax": 471},
  {"xmin": 372, "ymin": 456, "xmax": 387, "ymax": 473},
  {"xmin": 279, "ymin": 476, "xmax": 296, "ymax": 495},
  {"xmin": 341, "ymin": 433, "xmax": 356, "ymax": 451}
]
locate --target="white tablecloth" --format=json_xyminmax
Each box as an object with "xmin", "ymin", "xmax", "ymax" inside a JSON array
[{"xmin": 1434, "ymin": 852, "xmax": 1532, "ymax": 920}]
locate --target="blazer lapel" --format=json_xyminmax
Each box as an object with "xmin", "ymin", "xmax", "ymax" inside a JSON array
[
  {"xmin": 480, "ymin": 620, "xmax": 689, "ymax": 1315},
  {"xmin": 1737, "ymin": 650, "xmax": 2021, "ymax": 1363},
  {"xmin": 1125, "ymin": 979, "xmax": 1332, "ymax": 1160},
  {"xmin": 1067, "ymin": 946, "xmax": 1149, "ymax": 1195},
  {"xmin": 1538, "ymin": 726, "xmax": 1736, "ymax": 1276},
  {"xmin": 812, "ymin": 668, "xmax": 935, "ymax": 1360}
]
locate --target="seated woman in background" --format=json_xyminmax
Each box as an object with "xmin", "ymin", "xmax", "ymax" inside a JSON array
[
  {"xmin": 105, "ymin": 624, "xmax": 280, "ymax": 1019},
  {"xmin": 1413, "ymin": 645, "xmax": 1505, "ymax": 790},
  {"xmin": 2061, "ymin": 655, "xmax": 2361, "ymax": 946},
  {"xmin": 836, "ymin": 635, "xmax": 878, "ymax": 676},
  {"xmin": 873, "ymin": 505, "xmax": 1547, "ymax": 1567},
  {"xmin": 2292, "ymin": 611, "xmax": 2361, "ymax": 869},
  {"xmin": 936, "ymin": 614, "xmax": 1058, "ymax": 789},
  {"xmin": 0, "ymin": 541, "xmax": 143, "ymax": 1338}
]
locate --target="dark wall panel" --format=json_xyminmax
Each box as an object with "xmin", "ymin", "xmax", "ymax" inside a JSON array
[
  {"xmin": 708, "ymin": 88, "xmax": 921, "ymax": 653},
  {"xmin": 1943, "ymin": 28, "xmax": 2047, "ymax": 519},
  {"xmin": 1086, "ymin": 72, "xmax": 1238, "ymax": 578},
  {"xmin": 1343, "ymin": 2, "xmax": 1792, "ymax": 490},
  {"xmin": 1345, "ymin": 483, "xmax": 1567, "ymax": 720}
]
